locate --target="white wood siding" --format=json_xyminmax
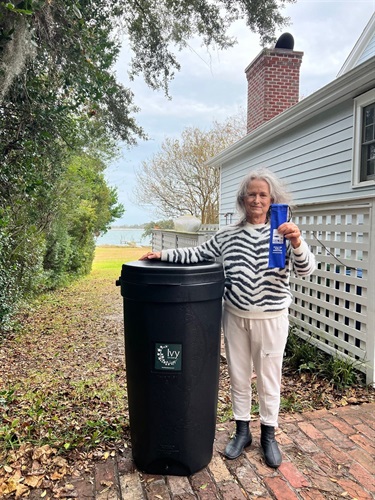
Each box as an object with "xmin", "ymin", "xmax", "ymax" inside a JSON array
[
  {"xmin": 219, "ymin": 98, "xmax": 375, "ymax": 225},
  {"xmin": 357, "ymin": 31, "xmax": 375, "ymax": 65}
]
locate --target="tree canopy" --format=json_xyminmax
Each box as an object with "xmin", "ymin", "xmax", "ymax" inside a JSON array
[
  {"xmin": 0, "ymin": 0, "xmax": 293, "ymax": 328},
  {"xmin": 1, "ymin": 1, "xmax": 293, "ymax": 100},
  {"xmin": 134, "ymin": 113, "xmax": 247, "ymax": 224}
]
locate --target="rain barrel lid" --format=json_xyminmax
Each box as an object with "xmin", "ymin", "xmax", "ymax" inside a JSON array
[{"xmin": 120, "ymin": 260, "xmax": 224, "ymax": 286}]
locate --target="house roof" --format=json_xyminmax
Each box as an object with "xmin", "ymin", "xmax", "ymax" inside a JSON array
[
  {"xmin": 206, "ymin": 55, "xmax": 375, "ymax": 168},
  {"xmin": 207, "ymin": 12, "xmax": 375, "ymax": 169},
  {"xmin": 337, "ymin": 11, "xmax": 375, "ymax": 77}
]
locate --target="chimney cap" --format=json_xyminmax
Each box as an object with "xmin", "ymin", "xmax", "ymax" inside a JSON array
[{"xmin": 275, "ymin": 33, "xmax": 294, "ymax": 50}]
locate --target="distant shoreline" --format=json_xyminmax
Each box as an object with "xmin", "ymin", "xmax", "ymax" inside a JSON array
[
  {"xmin": 96, "ymin": 227, "xmax": 151, "ymax": 247},
  {"xmin": 96, "ymin": 243, "xmax": 150, "ymax": 247},
  {"xmin": 109, "ymin": 227, "xmax": 145, "ymax": 231}
]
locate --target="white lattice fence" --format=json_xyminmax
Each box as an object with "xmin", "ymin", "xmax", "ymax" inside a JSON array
[
  {"xmin": 152, "ymin": 198, "xmax": 375, "ymax": 384},
  {"xmin": 290, "ymin": 197, "xmax": 375, "ymax": 385}
]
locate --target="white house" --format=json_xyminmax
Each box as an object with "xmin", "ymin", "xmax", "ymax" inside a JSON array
[
  {"xmin": 205, "ymin": 13, "xmax": 375, "ymax": 385},
  {"xmin": 153, "ymin": 14, "xmax": 375, "ymax": 384}
]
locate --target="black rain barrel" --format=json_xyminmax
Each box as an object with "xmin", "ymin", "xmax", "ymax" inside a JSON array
[{"xmin": 116, "ymin": 260, "xmax": 225, "ymax": 476}]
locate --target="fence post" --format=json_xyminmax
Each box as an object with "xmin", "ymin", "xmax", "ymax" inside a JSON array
[{"xmin": 367, "ymin": 200, "xmax": 375, "ymax": 386}]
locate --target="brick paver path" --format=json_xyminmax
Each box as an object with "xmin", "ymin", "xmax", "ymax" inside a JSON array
[{"xmin": 69, "ymin": 402, "xmax": 375, "ymax": 499}]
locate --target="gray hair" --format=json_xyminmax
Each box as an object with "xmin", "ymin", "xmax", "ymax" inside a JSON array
[{"xmin": 235, "ymin": 167, "xmax": 293, "ymax": 226}]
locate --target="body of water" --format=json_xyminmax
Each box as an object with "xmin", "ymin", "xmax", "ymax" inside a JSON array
[{"xmin": 95, "ymin": 228, "xmax": 151, "ymax": 247}]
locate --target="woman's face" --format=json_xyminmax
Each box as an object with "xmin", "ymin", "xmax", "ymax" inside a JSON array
[{"xmin": 244, "ymin": 179, "xmax": 273, "ymax": 224}]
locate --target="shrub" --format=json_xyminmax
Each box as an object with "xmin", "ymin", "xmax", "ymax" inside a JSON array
[{"xmin": 285, "ymin": 326, "xmax": 366, "ymax": 389}]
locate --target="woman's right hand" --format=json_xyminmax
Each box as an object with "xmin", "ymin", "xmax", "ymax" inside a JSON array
[{"xmin": 139, "ymin": 251, "xmax": 161, "ymax": 261}]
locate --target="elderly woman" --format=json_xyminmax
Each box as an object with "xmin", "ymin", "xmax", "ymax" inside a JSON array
[{"xmin": 140, "ymin": 167, "xmax": 316, "ymax": 468}]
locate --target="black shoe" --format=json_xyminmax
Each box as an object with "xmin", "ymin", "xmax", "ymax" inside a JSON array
[
  {"xmin": 224, "ymin": 420, "xmax": 252, "ymax": 459},
  {"xmin": 260, "ymin": 424, "xmax": 282, "ymax": 468}
]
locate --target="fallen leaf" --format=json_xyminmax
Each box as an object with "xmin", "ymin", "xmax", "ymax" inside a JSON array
[
  {"xmin": 50, "ymin": 468, "xmax": 67, "ymax": 481},
  {"xmin": 24, "ymin": 474, "xmax": 43, "ymax": 488},
  {"xmin": 53, "ymin": 457, "xmax": 68, "ymax": 468},
  {"xmin": 15, "ymin": 482, "xmax": 29, "ymax": 498},
  {"xmin": 6, "ymin": 478, "xmax": 18, "ymax": 494}
]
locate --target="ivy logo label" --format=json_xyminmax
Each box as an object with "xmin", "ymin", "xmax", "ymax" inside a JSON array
[{"xmin": 155, "ymin": 343, "xmax": 182, "ymax": 371}]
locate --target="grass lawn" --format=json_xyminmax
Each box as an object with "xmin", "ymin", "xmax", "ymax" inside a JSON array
[{"xmin": 92, "ymin": 246, "xmax": 150, "ymax": 274}]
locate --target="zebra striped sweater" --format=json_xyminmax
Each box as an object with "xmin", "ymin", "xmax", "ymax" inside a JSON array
[{"xmin": 161, "ymin": 222, "xmax": 316, "ymax": 318}]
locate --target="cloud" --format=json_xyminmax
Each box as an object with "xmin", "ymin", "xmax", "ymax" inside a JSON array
[{"xmin": 109, "ymin": 1, "xmax": 375, "ymax": 225}]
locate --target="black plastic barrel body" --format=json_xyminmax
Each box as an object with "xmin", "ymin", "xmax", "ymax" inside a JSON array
[{"xmin": 117, "ymin": 260, "xmax": 225, "ymax": 476}]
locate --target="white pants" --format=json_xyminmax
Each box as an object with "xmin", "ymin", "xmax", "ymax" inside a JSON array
[{"xmin": 222, "ymin": 309, "xmax": 289, "ymax": 427}]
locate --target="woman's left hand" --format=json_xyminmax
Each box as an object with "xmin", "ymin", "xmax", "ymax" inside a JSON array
[{"xmin": 277, "ymin": 222, "xmax": 301, "ymax": 249}]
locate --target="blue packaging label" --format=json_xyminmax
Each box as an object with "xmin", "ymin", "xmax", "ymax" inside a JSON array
[{"xmin": 268, "ymin": 204, "xmax": 289, "ymax": 268}]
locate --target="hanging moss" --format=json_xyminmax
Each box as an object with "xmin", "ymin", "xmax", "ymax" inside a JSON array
[{"xmin": 0, "ymin": 14, "xmax": 36, "ymax": 102}]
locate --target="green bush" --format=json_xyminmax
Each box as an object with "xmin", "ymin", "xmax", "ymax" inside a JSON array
[
  {"xmin": 0, "ymin": 221, "xmax": 47, "ymax": 331},
  {"xmin": 284, "ymin": 327, "xmax": 325, "ymax": 372},
  {"xmin": 285, "ymin": 327, "xmax": 365, "ymax": 389},
  {"xmin": 0, "ymin": 232, "xmax": 20, "ymax": 329},
  {"xmin": 321, "ymin": 355, "xmax": 363, "ymax": 389},
  {"xmin": 0, "ymin": 153, "xmax": 124, "ymax": 331}
]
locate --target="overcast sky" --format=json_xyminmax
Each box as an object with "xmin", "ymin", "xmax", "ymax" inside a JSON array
[{"xmin": 107, "ymin": 0, "xmax": 375, "ymax": 226}]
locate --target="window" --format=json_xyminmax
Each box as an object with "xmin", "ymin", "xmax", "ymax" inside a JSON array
[
  {"xmin": 353, "ymin": 88, "xmax": 375, "ymax": 186},
  {"xmin": 361, "ymin": 103, "xmax": 375, "ymax": 181}
]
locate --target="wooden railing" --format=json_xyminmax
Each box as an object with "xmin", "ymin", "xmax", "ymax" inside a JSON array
[{"xmin": 152, "ymin": 225, "xmax": 219, "ymax": 251}]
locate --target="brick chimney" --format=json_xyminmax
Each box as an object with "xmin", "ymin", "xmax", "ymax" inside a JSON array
[{"xmin": 245, "ymin": 34, "xmax": 303, "ymax": 133}]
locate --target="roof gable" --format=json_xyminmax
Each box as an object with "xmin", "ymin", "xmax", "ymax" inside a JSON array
[
  {"xmin": 337, "ymin": 11, "xmax": 375, "ymax": 77},
  {"xmin": 206, "ymin": 56, "xmax": 374, "ymax": 168}
]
